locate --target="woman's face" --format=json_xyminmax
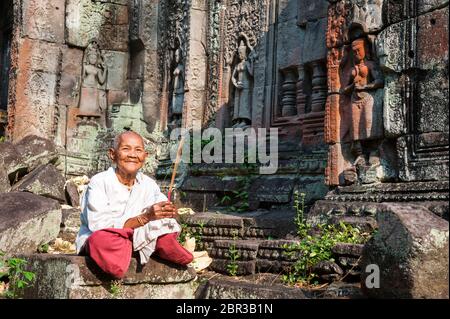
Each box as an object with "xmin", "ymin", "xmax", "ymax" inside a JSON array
[{"xmin": 109, "ymin": 133, "xmax": 148, "ymax": 176}]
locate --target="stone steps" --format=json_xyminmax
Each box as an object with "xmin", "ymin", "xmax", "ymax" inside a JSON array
[
  {"xmin": 183, "ymin": 211, "xmax": 365, "ymax": 281},
  {"xmin": 182, "ymin": 210, "xmax": 297, "ymax": 250}
]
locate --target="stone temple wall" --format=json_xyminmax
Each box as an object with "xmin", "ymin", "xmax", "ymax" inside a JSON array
[
  {"xmin": 325, "ymin": 0, "xmax": 449, "ymax": 187},
  {"xmin": 309, "ymin": 0, "xmax": 449, "ymax": 224},
  {"xmin": 1, "ymin": 0, "xmax": 448, "ymax": 212},
  {"xmin": 3, "ymin": 0, "xmax": 170, "ymax": 177}
]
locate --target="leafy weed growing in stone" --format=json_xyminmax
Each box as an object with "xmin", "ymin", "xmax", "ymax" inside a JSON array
[
  {"xmin": 293, "ymin": 191, "xmax": 308, "ymax": 238},
  {"xmin": 227, "ymin": 232, "xmax": 240, "ymax": 276},
  {"xmin": 37, "ymin": 243, "xmax": 49, "ymax": 253},
  {"xmin": 109, "ymin": 280, "xmax": 124, "ymax": 299},
  {"xmin": 0, "ymin": 252, "xmax": 36, "ymax": 299},
  {"xmin": 220, "ymin": 175, "xmax": 252, "ymax": 213},
  {"xmin": 282, "ymin": 192, "xmax": 369, "ymax": 286},
  {"xmin": 227, "ymin": 243, "xmax": 240, "ymax": 276},
  {"xmin": 177, "ymin": 217, "xmax": 205, "ymax": 247}
]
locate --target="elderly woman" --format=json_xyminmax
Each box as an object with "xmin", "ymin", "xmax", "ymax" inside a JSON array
[{"xmin": 76, "ymin": 131, "xmax": 193, "ymax": 278}]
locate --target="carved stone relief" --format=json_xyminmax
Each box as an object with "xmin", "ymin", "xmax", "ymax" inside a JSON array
[
  {"xmin": 22, "ymin": 0, "xmax": 65, "ymax": 44},
  {"xmin": 230, "ymin": 38, "xmax": 255, "ymax": 128},
  {"xmin": 9, "ymin": 38, "xmax": 60, "ymax": 141},
  {"xmin": 78, "ymin": 40, "xmax": 108, "ymax": 122},
  {"xmin": 204, "ymin": 0, "xmax": 222, "ymax": 126},
  {"xmin": 158, "ymin": 0, "xmax": 191, "ymax": 131},
  {"xmin": 216, "ymin": 0, "xmax": 267, "ymax": 130},
  {"xmin": 66, "ymin": 0, "xmax": 129, "ymax": 52},
  {"xmin": 325, "ymin": 0, "xmax": 393, "ymax": 186},
  {"xmin": 169, "ymin": 46, "xmax": 185, "ymax": 127}
]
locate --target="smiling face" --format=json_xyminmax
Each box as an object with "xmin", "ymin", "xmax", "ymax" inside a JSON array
[{"xmin": 109, "ymin": 132, "xmax": 148, "ymax": 177}]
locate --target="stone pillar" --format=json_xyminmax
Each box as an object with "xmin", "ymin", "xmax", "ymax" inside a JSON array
[
  {"xmin": 183, "ymin": 0, "xmax": 208, "ymax": 129},
  {"xmin": 310, "ymin": 61, "xmax": 327, "ymax": 112},
  {"xmin": 296, "ymin": 65, "xmax": 307, "ymax": 116},
  {"xmin": 281, "ymin": 68, "xmax": 297, "ymax": 117},
  {"xmin": 137, "ymin": 0, "xmax": 160, "ymax": 133},
  {"xmin": 8, "ymin": 0, "xmax": 65, "ymax": 142}
]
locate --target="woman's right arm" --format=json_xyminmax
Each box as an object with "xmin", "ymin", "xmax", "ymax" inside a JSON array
[{"xmin": 84, "ymin": 180, "xmax": 115, "ymax": 232}]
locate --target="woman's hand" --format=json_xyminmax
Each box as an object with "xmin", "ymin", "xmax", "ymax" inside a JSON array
[{"xmin": 144, "ymin": 201, "xmax": 178, "ymax": 221}]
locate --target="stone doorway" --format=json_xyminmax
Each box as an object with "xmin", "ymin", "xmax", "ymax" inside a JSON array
[{"xmin": 0, "ymin": 0, "xmax": 13, "ymax": 136}]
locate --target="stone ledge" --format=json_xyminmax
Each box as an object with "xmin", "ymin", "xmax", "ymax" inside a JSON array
[
  {"xmin": 196, "ymin": 277, "xmax": 307, "ymax": 299},
  {"xmin": 21, "ymin": 254, "xmax": 198, "ymax": 299},
  {"xmin": 196, "ymin": 272, "xmax": 365, "ymax": 299}
]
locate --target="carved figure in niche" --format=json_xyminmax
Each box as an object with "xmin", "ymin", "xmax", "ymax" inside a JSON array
[
  {"xmin": 79, "ymin": 40, "xmax": 108, "ymax": 118},
  {"xmin": 341, "ymin": 37, "xmax": 384, "ymax": 183},
  {"xmin": 170, "ymin": 47, "xmax": 185, "ymax": 126},
  {"xmin": 231, "ymin": 38, "xmax": 255, "ymax": 128}
]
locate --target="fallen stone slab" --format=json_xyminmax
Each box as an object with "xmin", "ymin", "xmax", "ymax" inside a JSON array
[
  {"xmin": 14, "ymin": 135, "xmax": 58, "ymax": 173},
  {"xmin": 21, "ymin": 254, "xmax": 198, "ymax": 299},
  {"xmin": 11, "ymin": 164, "xmax": 66, "ymax": 203},
  {"xmin": 310, "ymin": 282, "xmax": 365, "ymax": 299},
  {"xmin": 0, "ymin": 192, "xmax": 62, "ymax": 254},
  {"xmin": 196, "ymin": 272, "xmax": 365, "ymax": 299},
  {"xmin": 361, "ymin": 203, "xmax": 449, "ymax": 299},
  {"xmin": 0, "ymin": 141, "xmax": 27, "ymax": 182}
]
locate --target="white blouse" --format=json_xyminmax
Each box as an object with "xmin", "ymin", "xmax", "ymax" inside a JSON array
[{"xmin": 75, "ymin": 167, "xmax": 180, "ymax": 264}]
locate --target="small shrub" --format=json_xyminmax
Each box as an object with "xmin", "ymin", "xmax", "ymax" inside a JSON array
[
  {"xmin": 109, "ymin": 280, "xmax": 123, "ymax": 299},
  {"xmin": 0, "ymin": 252, "xmax": 36, "ymax": 299},
  {"xmin": 282, "ymin": 192, "xmax": 371, "ymax": 286},
  {"xmin": 226, "ymin": 242, "xmax": 240, "ymax": 277}
]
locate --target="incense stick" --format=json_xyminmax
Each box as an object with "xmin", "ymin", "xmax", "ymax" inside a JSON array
[{"xmin": 168, "ymin": 136, "xmax": 185, "ymax": 202}]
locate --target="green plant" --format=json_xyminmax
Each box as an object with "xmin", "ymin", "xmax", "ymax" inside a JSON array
[
  {"xmin": 226, "ymin": 235, "xmax": 240, "ymax": 277},
  {"xmin": 0, "ymin": 252, "xmax": 36, "ymax": 299},
  {"xmin": 177, "ymin": 220, "xmax": 190, "ymax": 245},
  {"xmin": 0, "ymin": 136, "xmax": 5, "ymax": 143},
  {"xmin": 37, "ymin": 243, "xmax": 49, "ymax": 253},
  {"xmin": 177, "ymin": 218, "xmax": 205, "ymax": 246},
  {"xmin": 220, "ymin": 175, "xmax": 252, "ymax": 213},
  {"xmin": 109, "ymin": 280, "xmax": 123, "ymax": 299},
  {"xmin": 281, "ymin": 193, "xmax": 370, "ymax": 286},
  {"xmin": 282, "ymin": 222, "xmax": 369, "ymax": 286},
  {"xmin": 293, "ymin": 191, "xmax": 308, "ymax": 238},
  {"xmin": 192, "ymin": 221, "xmax": 205, "ymax": 244}
]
